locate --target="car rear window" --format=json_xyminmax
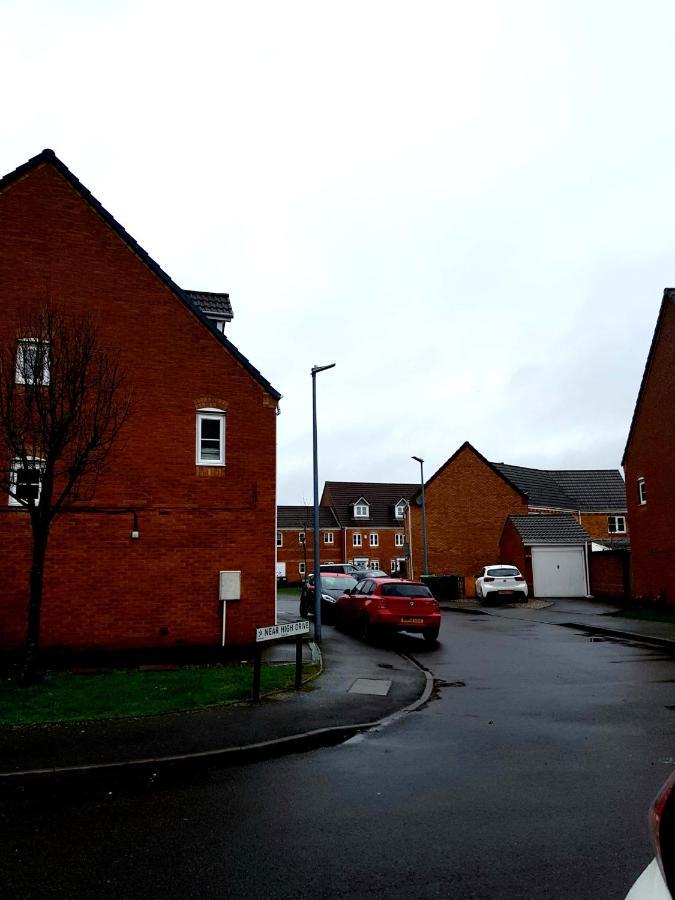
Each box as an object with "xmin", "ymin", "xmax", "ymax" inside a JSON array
[
  {"xmin": 381, "ymin": 584, "xmax": 433, "ymax": 598},
  {"xmin": 322, "ymin": 576, "xmax": 356, "ymax": 590},
  {"xmin": 486, "ymin": 568, "xmax": 520, "ymax": 577}
]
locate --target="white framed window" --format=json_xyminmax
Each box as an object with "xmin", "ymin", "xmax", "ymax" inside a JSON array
[
  {"xmin": 196, "ymin": 408, "xmax": 225, "ymax": 465},
  {"xmin": 8, "ymin": 457, "xmax": 45, "ymax": 507},
  {"xmin": 369, "ymin": 533, "xmax": 379, "ymax": 547},
  {"xmin": 395, "ymin": 500, "xmax": 407, "ymax": 519},
  {"xmin": 353, "ymin": 557, "xmax": 369, "ymax": 568},
  {"xmin": 353, "ymin": 499, "xmax": 369, "ymax": 519},
  {"xmin": 16, "ymin": 338, "xmax": 50, "ymax": 386},
  {"xmin": 638, "ymin": 478, "xmax": 646, "ymax": 506},
  {"xmin": 608, "ymin": 515, "xmax": 626, "ymax": 534},
  {"xmin": 299, "ymin": 562, "xmax": 306, "ymax": 575},
  {"xmin": 298, "ymin": 532, "xmax": 306, "ymax": 544},
  {"xmin": 353, "ymin": 533, "xmax": 362, "ymax": 547},
  {"xmin": 390, "ymin": 559, "xmax": 398, "ymax": 573},
  {"xmin": 276, "ymin": 531, "xmax": 283, "ymax": 548},
  {"xmin": 395, "ymin": 532, "xmax": 404, "ymax": 547},
  {"xmin": 369, "ymin": 560, "xmax": 380, "ymax": 570},
  {"xmin": 324, "ymin": 531, "xmax": 334, "ymax": 544}
]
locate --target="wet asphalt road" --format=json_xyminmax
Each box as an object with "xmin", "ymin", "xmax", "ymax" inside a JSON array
[{"xmin": 2, "ymin": 608, "xmax": 674, "ymax": 899}]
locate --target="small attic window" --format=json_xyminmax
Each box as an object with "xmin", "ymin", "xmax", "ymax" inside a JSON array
[
  {"xmin": 395, "ymin": 500, "xmax": 407, "ymax": 519},
  {"xmin": 353, "ymin": 499, "xmax": 369, "ymax": 519}
]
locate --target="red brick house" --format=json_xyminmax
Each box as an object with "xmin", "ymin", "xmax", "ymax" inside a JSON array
[
  {"xmin": 276, "ymin": 505, "xmax": 341, "ymax": 583},
  {"xmin": 406, "ymin": 442, "xmax": 627, "ymax": 597},
  {"xmin": 622, "ymin": 290, "xmax": 675, "ymax": 604},
  {"xmin": 320, "ymin": 482, "xmax": 417, "ymax": 574},
  {"xmin": 0, "ymin": 149, "xmax": 280, "ymax": 651}
]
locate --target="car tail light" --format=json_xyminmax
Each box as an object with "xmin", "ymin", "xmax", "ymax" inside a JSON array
[
  {"xmin": 515, "ymin": 576, "xmax": 525, "ymax": 582},
  {"xmin": 650, "ymin": 771, "xmax": 675, "ymax": 892},
  {"xmin": 484, "ymin": 576, "xmax": 495, "ymax": 583}
]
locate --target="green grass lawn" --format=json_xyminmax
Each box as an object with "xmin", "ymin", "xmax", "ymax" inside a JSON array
[
  {"xmin": 277, "ymin": 586, "xmax": 301, "ymax": 596},
  {"xmin": 608, "ymin": 606, "xmax": 675, "ymax": 624},
  {"xmin": 0, "ymin": 663, "xmax": 316, "ymax": 727}
]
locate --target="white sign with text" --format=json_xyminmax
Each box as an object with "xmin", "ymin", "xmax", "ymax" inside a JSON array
[{"xmin": 255, "ymin": 620, "xmax": 310, "ymax": 643}]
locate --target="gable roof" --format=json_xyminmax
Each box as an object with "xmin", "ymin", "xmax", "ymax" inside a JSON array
[
  {"xmin": 0, "ymin": 149, "xmax": 279, "ymax": 401},
  {"xmin": 493, "ymin": 464, "xmax": 626, "ymax": 512},
  {"xmin": 622, "ymin": 290, "xmax": 675, "ymax": 465},
  {"xmin": 415, "ymin": 442, "xmax": 624, "ymax": 511},
  {"xmin": 412, "ymin": 441, "xmax": 530, "ymax": 503},
  {"xmin": 322, "ymin": 481, "xmax": 418, "ymax": 527},
  {"xmin": 277, "ymin": 506, "xmax": 340, "ymax": 529},
  {"xmin": 508, "ymin": 514, "xmax": 590, "ymax": 545},
  {"xmin": 184, "ymin": 290, "xmax": 233, "ymax": 322}
]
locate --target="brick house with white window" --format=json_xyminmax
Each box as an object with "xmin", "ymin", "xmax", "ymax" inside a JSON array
[
  {"xmin": 0, "ymin": 149, "xmax": 279, "ymax": 651},
  {"xmin": 320, "ymin": 481, "xmax": 417, "ymax": 574},
  {"xmin": 406, "ymin": 442, "xmax": 627, "ymax": 598},
  {"xmin": 276, "ymin": 505, "xmax": 341, "ymax": 583},
  {"xmin": 622, "ymin": 290, "xmax": 675, "ymax": 604}
]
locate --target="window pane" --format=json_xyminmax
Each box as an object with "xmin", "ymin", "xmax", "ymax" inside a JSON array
[
  {"xmin": 16, "ymin": 468, "xmax": 40, "ymax": 502},
  {"xmin": 199, "ymin": 417, "xmax": 222, "ymax": 461}
]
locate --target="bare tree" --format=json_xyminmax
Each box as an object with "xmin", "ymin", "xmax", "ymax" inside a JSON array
[{"xmin": 0, "ymin": 305, "xmax": 132, "ymax": 683}]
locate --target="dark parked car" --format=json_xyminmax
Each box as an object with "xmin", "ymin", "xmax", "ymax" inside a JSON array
[
  {"xmin": 319, "ymin": 563, "xmax": 360, "ymax": 576},
  {"xmin": 353, "ymin": 568, "xmax": 389, "ymax": 581},
  {"xmin": 335, "ymin": 578, "xmax": 441, "ymax": 644},
  {"xmin": 300, "ymin": 573, "xmax": 357, "ymax": 623}
]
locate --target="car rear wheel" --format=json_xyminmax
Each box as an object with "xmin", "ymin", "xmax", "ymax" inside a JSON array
[
  {"xmin": 423, "ymin": 626, "xmax": 439, "ymax": 645},
  {"xmin": 359, "ymin": 615, "xmax": 373, "ymax": 643}
]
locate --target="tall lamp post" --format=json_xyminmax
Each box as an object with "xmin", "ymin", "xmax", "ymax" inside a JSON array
[
  {"xmin": 412, "ymin": 455, "xmax": 429, "ymax": 576},
  {"xmin": 311, "ymin": 363, "xmax": 335, "ymax": 641}
]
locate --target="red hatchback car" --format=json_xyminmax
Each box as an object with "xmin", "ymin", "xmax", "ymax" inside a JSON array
[{"xmin": 335, "ymin": 577, "xmax": 441, "ymax": 644}]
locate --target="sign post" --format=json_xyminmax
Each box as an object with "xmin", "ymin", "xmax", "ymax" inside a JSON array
[{"xmin": 252, "ymin": 620, "xmax": 310, "ymax": 703}]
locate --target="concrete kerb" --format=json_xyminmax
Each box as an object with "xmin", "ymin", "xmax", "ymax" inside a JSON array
[
  {"xmin": 559, "ymin": 622, "xmax": 675, "ymax": 652},
  {"xmin": 0, "ymin": 647, "xmax": 434, "ymax": 786}
]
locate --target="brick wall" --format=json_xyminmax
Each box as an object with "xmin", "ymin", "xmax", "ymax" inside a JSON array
[
  {"xmin": 528, "ymin": 509, "xmax": 628, "ymax": 541},
  {"xmin": 407, "ymin": 445, "xmax": 528, "ymax": 581},
  {"xmin": 589, "ymin": 551, "xmax": 629, "ymax": 599},
  {"xmin": 276, "ymin": 525, "xmax": 408, "ymax": 580},
  {"xmin": 0, "ymin": 159, "xmax": 277, "ymax": 649},
  {"xmin": 345, "ymin": 527, "xmax": 406, "ymax": 573},
  {"xmin": 498, "ymin": 519, "xmax": 532, "ymax": 595},
  {"xmin": 624, "ymin": 299, "xmax": 675, "ymax": 604},
  {"xmin": 277, "ymin": 528, "xmax": 341, "ymax": 581}
]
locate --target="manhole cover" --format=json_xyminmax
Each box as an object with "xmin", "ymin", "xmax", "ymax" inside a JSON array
[{"xmin": 349, "ymin": 678, "xmax": 392, "ymax": 696}]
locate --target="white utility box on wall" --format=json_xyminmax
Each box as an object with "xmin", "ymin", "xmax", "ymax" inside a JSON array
[{"xmin": 220, "ymin": 570, "xmax": 241, "ymax": 601}]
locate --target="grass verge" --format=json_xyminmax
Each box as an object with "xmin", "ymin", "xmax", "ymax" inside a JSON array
[{"xmin": 0, "ymin": 663, "xmax": 319, "ymax": 727}]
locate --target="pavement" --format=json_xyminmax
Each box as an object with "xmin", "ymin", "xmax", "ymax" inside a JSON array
[
  {"xmin": 441, "ymin": 595, "xmax": 675, "ymax": 647},
  {"xmin": 0, "ymin": 609, "xmax": 430, "ymax": 781},
  {"xmin": 1, "ymin": 594, "xmax": 672, "ymax": 782}
]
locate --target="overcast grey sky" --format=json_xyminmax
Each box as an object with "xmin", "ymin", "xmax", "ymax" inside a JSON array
[{"xmin": 1, "ymin": 0, "xmax": 670, "ymax": 502}]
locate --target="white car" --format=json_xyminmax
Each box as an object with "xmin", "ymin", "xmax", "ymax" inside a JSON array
[
  {"xmin": 475, "ymin": 565, "xmax": 528, "ymax": 602},
  {"xmin": 626, "ymin": 771, "xmax": 675, "ymax": 899}
]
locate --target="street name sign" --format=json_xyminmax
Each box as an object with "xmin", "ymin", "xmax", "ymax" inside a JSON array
[{"xmin": 255, "ymin": 621, "xmax": 310, "ymax": 643}]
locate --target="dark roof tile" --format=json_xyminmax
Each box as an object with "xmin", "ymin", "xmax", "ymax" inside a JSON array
[
  {"xmin": 508, "ymin": 514, "xmax": 590, "ymax": 544},
  {"xmin": 184, "ymin": 290, "xmax": 233, "ymax": 321},
  {"xmin": 322, "ymin": 482, "xmax": 417, "ymax": 527},
  {"xmin": 494, "ymin": 464, "xmax": 626, "ymax": 511},
  {"xmin": 277, "ymin": 506, "xmax": 340, "ymax": 529}
]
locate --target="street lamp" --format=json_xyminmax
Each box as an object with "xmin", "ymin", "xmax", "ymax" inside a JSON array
[
  {"xmin": 311, "ymin": 363, "xmax": 336, "ymax": 642},
  {"xmin": 412, "ymin": 456, "xmax": 429, "ymax": 577}
]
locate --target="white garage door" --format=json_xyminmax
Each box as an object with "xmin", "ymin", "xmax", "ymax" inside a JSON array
[{"xmin": 531, "ymin": 546, "xmax": 587, "ymax": 597}]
